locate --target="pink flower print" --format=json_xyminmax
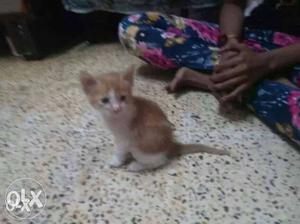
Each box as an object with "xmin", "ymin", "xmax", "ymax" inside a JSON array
[
  {"xmin": 167, "ymin": 27, "xmax": 189, "ymax": 38},
  {"xmin": 273, "ymin": 32, "xmax": 300, "ymax": 47},
  {"xmin": 244, "ymin": 39, "xmax": 265, "ymax": 52},
  {"xmin": 167, "ymin": 27, "xmax": 183, "ymax": 36},
  {"xmin": 161, "ymin": 32, "xmax": 176, "ymax": 39},
  {"xmin": 288, "ymin": 91, "xmax": 300, "ymax": 129},
  {"xmin": 185, "ymin": 19, "xmax": 219, "ymax": 43},
  {"xmin": 137, "ymin": 42, "xmax": 177, "ymax": 69},
  {"xmin": 162, "ymin": 27, "xmax": 188, "ymax": 39},
  {"xmin": 128, "ymin": 14, "xmax": 141, "ymax": 23}
]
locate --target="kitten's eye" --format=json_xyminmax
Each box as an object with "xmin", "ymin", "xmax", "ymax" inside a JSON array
[
  {"xmin": 120, "ymin": 95, "xmax": 126, "ymax": 101},
  {"xmin": 101, "ymin": 97, "xmax": 109, "ymax": 104}
]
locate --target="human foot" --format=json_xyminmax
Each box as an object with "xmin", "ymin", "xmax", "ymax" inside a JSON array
[
  {"xmin": 166, "ymin": 67, "xmax": 213, "ymax": 93},
  {"xmin": 166, "ymin": 67, "xmax": 237, "ymax": 113}
]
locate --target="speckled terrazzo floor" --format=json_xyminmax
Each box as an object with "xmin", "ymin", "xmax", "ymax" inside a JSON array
[{"xmin": 0, "ymin": 43, "xmax": 299, "ymax": 224}]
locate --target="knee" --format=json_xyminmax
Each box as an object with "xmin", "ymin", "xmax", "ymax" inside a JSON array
[
  {"xmin": 118, "ymin": 12, "xmax": 162, "ymax": 48},
  {"xmin": 118, "ymin": 13, "xmax": 143, "ymax": 42}
]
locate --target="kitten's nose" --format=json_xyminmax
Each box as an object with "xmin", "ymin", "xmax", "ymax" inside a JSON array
[{"xmin": 112, "ymin": 104, "xmax": 121, "ymax": 113}]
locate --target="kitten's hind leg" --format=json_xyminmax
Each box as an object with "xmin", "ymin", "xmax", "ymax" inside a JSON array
[
  {"xmin": 128, "ymin": 152, "xmax": 168, "ymax": 172},
  {"xmin": 109, "ymin": 150, "xmax": 131, "ymax": 168}
]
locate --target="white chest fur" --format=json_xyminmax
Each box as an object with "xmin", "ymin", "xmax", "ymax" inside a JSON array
[{"xmin": 102, "ymin": 110, "xmax": 134, "ymax": 145}]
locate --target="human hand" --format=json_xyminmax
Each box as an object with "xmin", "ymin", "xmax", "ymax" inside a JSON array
[
  {"xmin": 211, "ymin": 40, "xmax": 271, "ymax": 103},
  {"xmin": 218, "ymin": 38, "xmax": 240, "ymax": 64}
]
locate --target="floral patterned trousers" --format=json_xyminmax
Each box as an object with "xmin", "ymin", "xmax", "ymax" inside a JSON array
[{"xmin": 118, "ymin": 12, "xmax": 300, "ymax": 146}]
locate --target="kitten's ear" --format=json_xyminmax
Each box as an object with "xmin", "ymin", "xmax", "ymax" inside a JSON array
[
  {"xmin": 122, "ymin": 65, "xmax": 135, "ymax": 85},
  {"xmin": 80, "ymin": 71, "xmax": 97, "ymax": 94}
]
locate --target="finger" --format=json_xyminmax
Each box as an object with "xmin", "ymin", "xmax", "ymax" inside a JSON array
[
  {"xmin": 214, "ymin": 75, "xmax": 247, "ymax": 91},
  {"xmin": 214, "ymin": 56, "xmax": 243, "ymax": 73},
  {"xmin": 222, "ymin": 40, "xmax": 244, "ymax": 52},
  {"xmin": 211, "ymin": 64, "xmax": 246, "ymax": 83},
  {"xmin": 220, "ymin": 83, "xmax": 249, "ymax": 103},
  {"xmin": 220, "ymin": 51, "xmax": 239, "ymax": 62},
  {"xmin": 220, "ymin": 41, "xmax": 243, "ymax": 53}
]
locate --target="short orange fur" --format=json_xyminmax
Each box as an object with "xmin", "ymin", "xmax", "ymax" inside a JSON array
[{"xmin": 80, "ymin": 66, "xmax": 229, "ymax": 172}]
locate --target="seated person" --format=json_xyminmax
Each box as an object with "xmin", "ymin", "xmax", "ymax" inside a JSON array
[{"xmin": 118, "ymin": 0, "xmax": 300, "ymax": 146}]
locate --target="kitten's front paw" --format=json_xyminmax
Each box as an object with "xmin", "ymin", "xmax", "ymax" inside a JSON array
[
  {"xmin": 108, "ymin": 156, "xmax": 125, "ymax": 168},
  {"xmin": 127, "ymin": 161, "xmax": 146, "ymax": 172}
]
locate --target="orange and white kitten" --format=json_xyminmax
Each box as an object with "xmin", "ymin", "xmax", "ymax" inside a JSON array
[{"xmin": 80, "ymin": 67, "xmax": 229, "ymax": 172}]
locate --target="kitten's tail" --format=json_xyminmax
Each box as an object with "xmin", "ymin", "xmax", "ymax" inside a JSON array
[{"xmin": 175, "ymin": 143, "xmax": 230, "ymax": 156}]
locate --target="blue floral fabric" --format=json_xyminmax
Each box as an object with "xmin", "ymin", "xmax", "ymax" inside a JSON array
[{"xmin": 119, "ymin": 12, "xmax": 300, "ymax": 146}]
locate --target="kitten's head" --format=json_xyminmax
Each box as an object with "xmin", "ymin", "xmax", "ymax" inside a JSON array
[{"xmin": 80, "ymin": 66, "xmax": 134, "ymax": 115}]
